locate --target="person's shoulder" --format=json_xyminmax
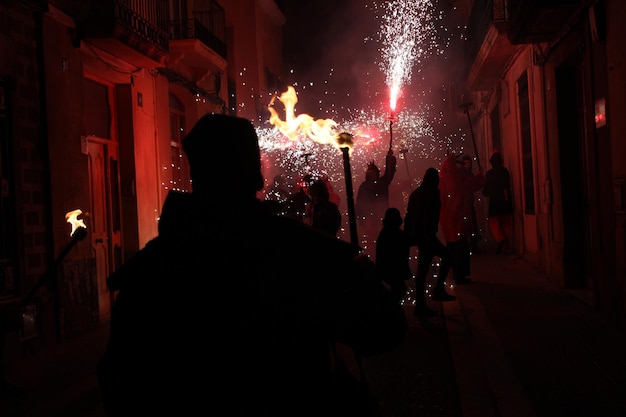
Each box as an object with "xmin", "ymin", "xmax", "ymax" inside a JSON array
[
  {"xmin": 106, "ymin": 236, "xmax": 164, "ymax": 291},
  {"xmin": 270, "ymin": 214, "xmax": 357, "ymax": 253}
]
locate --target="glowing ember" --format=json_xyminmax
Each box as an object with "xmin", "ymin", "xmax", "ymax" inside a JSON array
[{"xmin": 65, "ymin": 209, "xmax": 87, "ymax": 236}]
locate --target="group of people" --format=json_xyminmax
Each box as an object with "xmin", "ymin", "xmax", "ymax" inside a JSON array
[
  {"xmin": 266, "ymin": 172, "xmax": 342, "ymax": 238},
  {"xmin": 374, "ymin": 150, "xmax": 514, "ymax": 317},
  {"xmin": 97, "ymin": 114, "xmax": 407, "ymax": 416},
  {"xmin": 283, "ymin": 142, "xmax": 513, "ymax": 318},
  {"xmin": 96, "ymin": 112, "xmax": 514, "ymax": 414}
]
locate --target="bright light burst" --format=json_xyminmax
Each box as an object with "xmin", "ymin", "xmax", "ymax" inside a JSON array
[{"xmin": 376, "ymin": 0, "xmax": 441, "ymax": 111}]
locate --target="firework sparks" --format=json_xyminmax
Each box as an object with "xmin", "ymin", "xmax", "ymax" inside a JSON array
[
  {"xmin": 255, "ymin": 2, "xmax": 460, "ymax": 241},
  {"xmin": 259, "ymin": 85, "xmax": 442, "ymax": 243},
  {"xmin": 377, "ymin": 0, "xmax": 440, "ymax": 112}
]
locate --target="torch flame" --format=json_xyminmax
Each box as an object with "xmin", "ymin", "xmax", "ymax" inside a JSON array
[
  {"xmin": 65, "ymin": 209, "xmax": 87, "ymax": 237},
  {"xmin": 336, "ymin": 132, "xmax": 354, "ymax": 155},
  {"xmin": 268, "ymin": 86, "xmax": 340, "ymax": 149}
]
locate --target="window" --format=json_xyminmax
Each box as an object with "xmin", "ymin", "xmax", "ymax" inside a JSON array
[{"xmin": 169, "ymin": 93, "xmax": 191, "ymax": 192}]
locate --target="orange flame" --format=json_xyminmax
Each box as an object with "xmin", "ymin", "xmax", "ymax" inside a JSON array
[
  {"xmin": 65, "ymin": 209, "xmax": 87, "ymax": 237},
  {"xmin": 269, "ymin": 86, "xmax": 347, "ymax": 150}
]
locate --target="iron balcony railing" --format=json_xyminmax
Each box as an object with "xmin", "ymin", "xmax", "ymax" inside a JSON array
[
  {"xmin": 168, "ymin": 18, "xmax": 227, "ymax": 60},
  {"xmin": 114, "ymin": 0, "xmax": 170, "ymax": 53}
]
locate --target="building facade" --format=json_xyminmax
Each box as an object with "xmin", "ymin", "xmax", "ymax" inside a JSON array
[
  {"xmin": 0, "ymin": 0, "xmax": 285, "ymax": 363},
  {"xmin": 457, "ymin": 0, "xmax": 626, "ymax": 326}
]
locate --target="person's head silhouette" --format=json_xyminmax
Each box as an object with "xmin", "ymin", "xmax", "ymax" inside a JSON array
[
  {"xmin": 182, "ymin": 113, "xmax": 264, "ymax": 197},
  {"xmin": 366, "ymin": 161, "xmax": 380, "ymax": 181},
  {"xmin": 421, "ymin": 167, "xmax": 439, "ymax": 188},
  {"xmin": 382, "ymin": 207, "xmax": 403, "ymax": 228}
]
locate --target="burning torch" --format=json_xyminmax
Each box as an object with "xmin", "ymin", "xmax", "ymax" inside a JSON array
[
  {"xmin": 337, "ymin": 132, "xmax": 358, "ymax": 246},
  {"xmin": 20, "ymin": 209, "xmax": 88, "ymax": 307}
]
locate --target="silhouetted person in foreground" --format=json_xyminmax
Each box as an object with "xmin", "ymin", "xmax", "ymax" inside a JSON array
[
  {"xmin": 405, "ymin": 167, "xmax": 456, "ymax": 317},
  {"xmin": 482, "ymin": 150, "xmax": 514, "ymax": 254},
  {"xmin": 356, "ymin": 149, "xmax": 397, "ymax": 260},
  {"xmin": 97, "ymin": 114, "xmax": 406, "ymax": 416},
  {"xmin": 375, "ymin": 208, "xmax": 412, "ymax": 303}
]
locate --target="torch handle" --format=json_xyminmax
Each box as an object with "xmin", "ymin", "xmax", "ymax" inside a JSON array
[
  {"xmin": 341, "ymin": 147, "xmax": 359, "ymax": 247},
  {"xmin": 19, "ymin": 227, "xmax": 87, "ymax": 307}
]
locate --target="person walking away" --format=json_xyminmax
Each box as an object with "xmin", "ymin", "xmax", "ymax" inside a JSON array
[
  {"xmin": 375, "ymin": 208, "xmax": 412, "ymax": 303},
  {"xmin": 404, "ymin": 167, "xmax": 456, "ymax": 317},
  {"xmin": 305, "ymin": 178, "xmax": 342, "ymax": 237},
  {"xmin": 356, "ymin": 149, "xmax": 397, "ymax": 260},
  {"xmin": 439, "ymin": 152, "xmax": 484, "ymax": 285},
  {"xmin": 482, "ymin": 150, "xmax": 514, "ymax": 254},
  {"xmin": 97, "ymin": 114, "xmax": 407, "ymax": 417}
]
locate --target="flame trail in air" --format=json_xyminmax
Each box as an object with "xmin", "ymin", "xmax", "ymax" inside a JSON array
[
  {"xmin": 260, "ymin": 85, "xmax": 439, "ymax": 192},
  {"xmin": 377, "ymin": 0, "xmax": 440, "ymax": 111}
]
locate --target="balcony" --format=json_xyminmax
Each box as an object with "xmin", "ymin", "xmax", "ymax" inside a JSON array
[
  {"xmin": 167, "ymin": 2, "xmax": 227, "ymax": 74},
  {"xmin": 75, "ymin": 0, "xmax": 169, "ymax": 68},
  {"xmin": 508, "ymin": 0, "xmax": 581, "ymax": 44},
  {"xmin": 464, "ymin": 0, "xmax": 520, "ymax": 92}
]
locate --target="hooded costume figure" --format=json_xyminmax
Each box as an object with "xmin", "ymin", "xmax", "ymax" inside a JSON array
[
  {"xmin": 438, "ymin": 153, "xmax": 484, "ymax": 283},
  {"xmin": 375, "ymin": 207, "xmax": 412, "ymax": 302},
  {"xmin": 97, "ymin": 113, "xmax": 406, "ymax": 416}
]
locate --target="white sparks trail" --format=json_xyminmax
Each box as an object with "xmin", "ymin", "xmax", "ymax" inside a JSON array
[{"xmin": 376, "ymin": 0, "xmax": 440, "ymax": 111}]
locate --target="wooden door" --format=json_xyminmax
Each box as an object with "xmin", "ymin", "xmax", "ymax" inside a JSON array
[{"xmin": 87, "ymin": 137, "xmax": 120, "ymax": 322}]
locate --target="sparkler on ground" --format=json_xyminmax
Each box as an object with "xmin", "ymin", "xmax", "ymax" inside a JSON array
[{"xmin": 20, "ymin": 209, "xmax": 88, "ymax": 307}]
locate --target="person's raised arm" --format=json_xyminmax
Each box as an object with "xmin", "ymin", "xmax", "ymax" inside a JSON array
[{"xmin": 382, "ymin": 149, "xmax": 397, "ymax": 182}]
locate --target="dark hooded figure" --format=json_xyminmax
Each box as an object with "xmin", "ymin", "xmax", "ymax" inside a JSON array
[
  {"xmin": 404, "ymin": 167, "xmax": 456, "ymax": 317},
  {"xmin": 97, "ymin": 113, "xmax": 406, "ymax": 416},
  {"xmin": 439, "ymin": 152, "xmax": 484, "ymax": 284},
  {"xmin": 305, "ymin": 178, "xmax": 342, "ymax": 237},
  {"xmin": 375, "ymin": 207, "xmax": 412, "ymax": 303},
  {"xmin": 482, "ymin": 150, "xmax": 514, "ymax": 254}
]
